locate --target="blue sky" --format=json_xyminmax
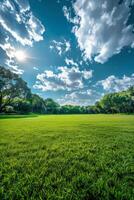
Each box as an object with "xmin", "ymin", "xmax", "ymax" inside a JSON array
[{"xmin": 0, "ymin": 0, "xmax": 134, "ymax": 105}]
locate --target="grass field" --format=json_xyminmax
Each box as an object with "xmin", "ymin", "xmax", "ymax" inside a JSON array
[{"xmin": 0, "ymin": 114, "xmax": 134, "ymax": 200}]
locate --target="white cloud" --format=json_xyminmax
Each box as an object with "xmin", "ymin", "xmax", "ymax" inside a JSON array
[
  {"xmin": 58, "ymin": 89, "xmax": 102, "ymax": 106},
  {"xmin": 97, "ymin": 74, "xmax": 134, "ymax": 92},
  {"xmin": 0, "ymin": 0, "xmax": 45, "ymax": 46},
  {"xmin": 16, "ymin": 0, "xmax": 30, "ymax": 12},
  {"xmin": 33, "ymin": 67, "xmax": 39, "ymax": 71},
  {"xmin": 0, "ymin": 42, "xmax": 15, "ymax": 61},
  {"xmin": 50, "ymin": 39, "xmax": 71, "ymax": 56},
  {"xmin": 63, "ymin": 6, "xmax": 71, "ymax": 22},
  {"xmin": 34, "ymin": 66, "xmax": 93, "ymax": 91},
  {"xmin": 65, "ymin": 58, "xmax": 78, "ymax": 67},
  {"xmin": 0, "ymin": 41, "xmax": 24, "ymax": 74},
  {"xmin": 63, "ymin": 6, "xmax": 79, "ymax": 24},
  {"xmin": 8, "ymin": 65, "xmax": 24, "ymax": 75},
  {"xmin": 0, "ymin": 0, "xmax": 45, "ymax": 73},
  {"xmin": 66, "ymin": 0, "xmax": 134, "ymax": 63}
]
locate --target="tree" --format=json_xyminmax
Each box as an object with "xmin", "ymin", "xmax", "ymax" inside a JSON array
[
  {"xmin": 0, "ymin": 66, "xmax": 31, "ymax": 112},
  {"xmin": 12, "ymin": 99, "xmax": 32, "ymax": 114},
  {"xmin": 44, "ymin": 98, "xmax": 60, "ymax": 114},
  {"xmin": 31, "ymin": 94, "xmax": 47, "ymax": 114},
  {"xmin": 60, "ymin": 105, "xmax": 85, "ymax": 114},
  {"xmin": 94, "ymin": 88, "xmax": 134, "ymax": 114},
  {"xmin": 128, "ymin": 86, "xmax": 134, "ymax": 96}
]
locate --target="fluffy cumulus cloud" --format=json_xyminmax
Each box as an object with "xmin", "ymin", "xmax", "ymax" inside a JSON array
[
  {"xmin": 50, "ymin": 39, "xmax": 71, "ymax": 56},
  {"xmin": 65, "ymin": 58, "xmax": 78, "ymax": 67},
  {"xmin": 34, "ymin": 66, "xmax": 93, "ymax": 91},
  {"xmin": 97, "ymin": 74, "xmax": 134, "ymax": 92},
  {"xmin": 65, "ymin": 0, "xmax": 134, "ymax": 63},
  {"xmin": 0, "ymin": 0, "xmax": 45, "ymax": 73},
  {"xmin": 58, "ymin": 89, "xmax": 102, "ymax": 106}
]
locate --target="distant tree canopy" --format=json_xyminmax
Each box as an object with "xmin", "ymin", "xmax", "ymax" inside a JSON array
[
  {"xmin": 0, "ymin": 66, "xmax": 134, "ymax": 114},
  {"xmin": 86, "ymin": 87, "xmax": 134, "ymax": 114}
]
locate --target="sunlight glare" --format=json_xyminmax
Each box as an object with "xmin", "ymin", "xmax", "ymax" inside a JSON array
[{"xmin": 15, "ymin": 50, "xmax": 26, "ymax": 62}]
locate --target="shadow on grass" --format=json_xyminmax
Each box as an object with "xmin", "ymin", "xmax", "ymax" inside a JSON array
[{"xmin": 0, "ymin": 114, "xmax": 39, "ymax": 119}]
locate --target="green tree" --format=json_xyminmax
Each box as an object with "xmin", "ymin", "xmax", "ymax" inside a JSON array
[
  {"xmin": 12, "ymin": 99, "xmax": 32, "ymax": 114},
  {"xmin": 31, "ymin": 94, "xmax": 47, "ymax": 114},
  {"xmin": 45, "ymin": 98, "xmax": 60, "ymax": 114},
  {"xmin": 0, "ymin": 66, "xmax": 31, "ymax": 112}
]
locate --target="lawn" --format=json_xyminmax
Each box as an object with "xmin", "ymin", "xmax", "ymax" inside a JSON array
[{"xmin": 0, "ymin": 114, "xmax": 134, "ymax": 200}]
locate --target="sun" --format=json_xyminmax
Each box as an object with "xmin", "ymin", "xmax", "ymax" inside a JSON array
[{"xmin": 15, "ymin": 50, "xmax": 26, "ymax": 62}]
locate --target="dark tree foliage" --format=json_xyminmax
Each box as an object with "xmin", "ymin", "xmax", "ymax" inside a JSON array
[
  {"xmin": 12, "ymin": 99, "xmax": 32, "ymax": 114},
  {"xmin": 44, "ymin": 98, "xmax": 60, "ymax": 114},
  {"xmin": 31, "ymin": 94, "xmax": 47, "ymax": 114},
  {"xmin": 0, "ymin": 66, "xmax": 31, "ymax": 112},
  {"xmin": 87, "ymin": 87, "xmax": 134, "ymax": 114},
  {"xmin": 59, "ymin": 105, "xmax": 87, "ymax": 114},
  {"xmin": 0, "ymin": 67, "xmax": 60, "ymax": 114}
]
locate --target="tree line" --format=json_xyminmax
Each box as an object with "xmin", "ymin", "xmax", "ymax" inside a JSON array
[{"xmin": 0, "ymin": 66, "xmax": 134, "ymax": 114}]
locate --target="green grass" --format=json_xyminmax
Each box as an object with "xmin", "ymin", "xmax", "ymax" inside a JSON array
[{"xmin": 0, "ymin": 114, "xmax": 134, "ymax": 200}]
